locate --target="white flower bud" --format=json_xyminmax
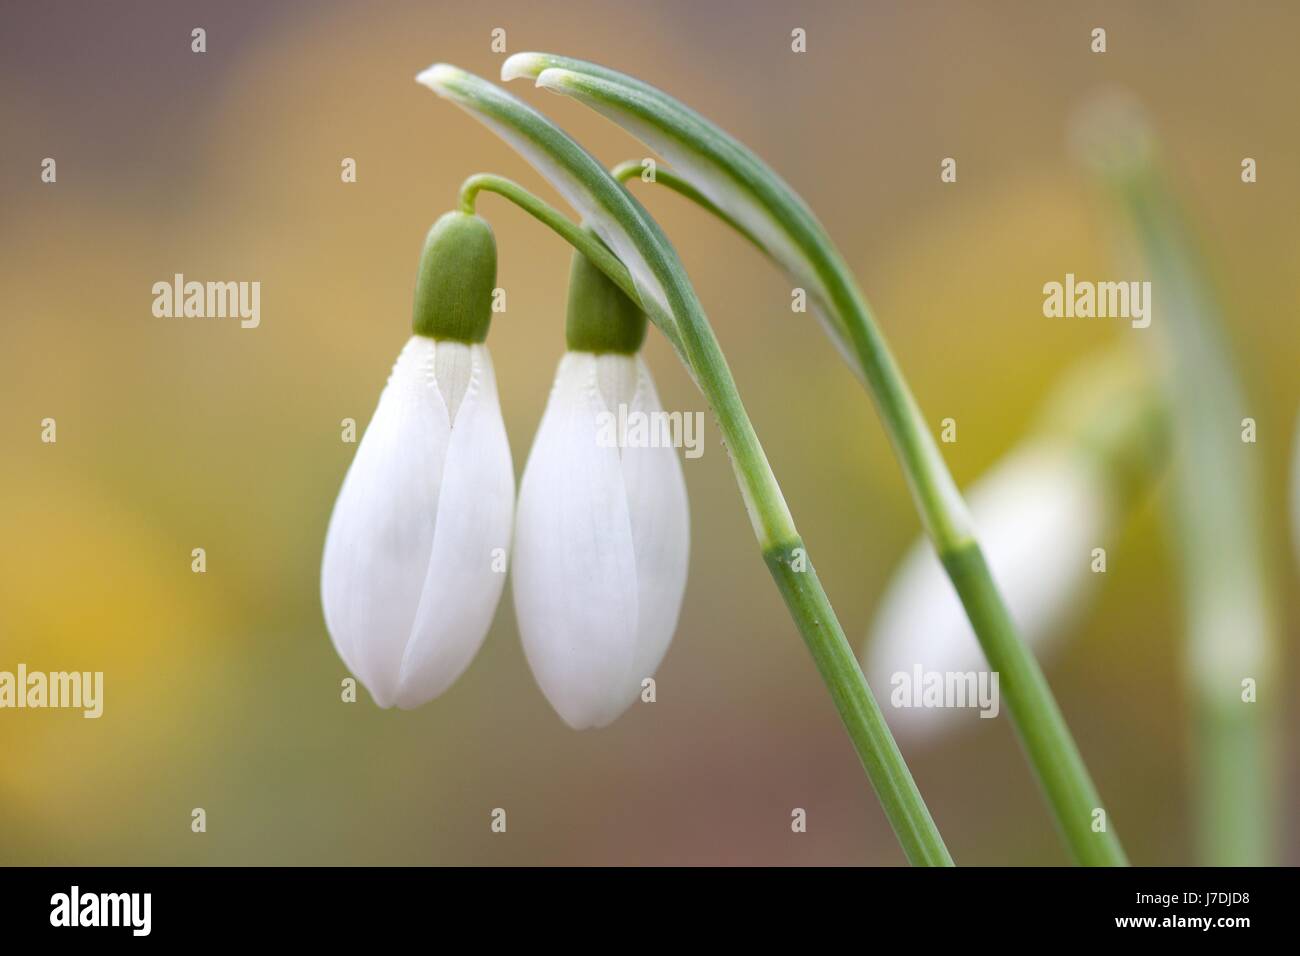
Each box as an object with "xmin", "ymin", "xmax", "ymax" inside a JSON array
[
  {"xmin": 512, "ymin": 351, "xmax": 689, "ymax": 729},
  {"xmin": 321, "ymin": 336, "xmax": 514, "ymax": 708}
]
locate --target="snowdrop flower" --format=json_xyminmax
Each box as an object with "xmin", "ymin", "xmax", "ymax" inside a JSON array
[
  {"xmin": 512, "ymin": 252, "xmax": 689, "ymax": 729},
  {"xmin": 321, "ymin": 212, "xmax": 514, "ymax": 709},
  {"xmin": 866, "ymin": 443, "xmax": 1112, "ymax": 739}
]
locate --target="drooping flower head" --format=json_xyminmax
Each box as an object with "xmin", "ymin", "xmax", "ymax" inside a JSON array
[
  {"xmin": 512, "ymin": 251, "xmax": 690, "ymax": 729},
  {"xmin": 321, "ymin": 212, "xmax": 514, "ymax": 709}
]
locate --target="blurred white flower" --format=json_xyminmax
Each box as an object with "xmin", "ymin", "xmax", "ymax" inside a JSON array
[
  {"xmin": 512, "ymin": 350, "xmax": 689, "ymax": 729},
  {"xmin": 865, "ymin": 443, "xmax": 1112, "ymax": 739},
  {"xmin": 321, "ymin": 336, "xmax": 514, "ymax": 709}
]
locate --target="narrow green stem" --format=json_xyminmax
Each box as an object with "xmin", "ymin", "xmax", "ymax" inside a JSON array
[
  {"xmin": 768, "ymin": 543, "xmax": 953, "ymax": 865},
  {"xmin": 620, "ymin": 163, "xmax": 1129, "ymax": 866},
  {"xmin": 460, "ymin": 175, "xmax": 641, "ymax": 315},
  {"xmin": 611, "ymin": 161, "xmax": 767, "ymax": 254},
  {"xmin": 1104, "ymin": 159, "xmax": 1277, "ymax": 866},
  {"xmin": 461, "ymin": 171, "xmax": 952, "ymax": 866},
  {"xmin": 662, "ymin": 256, "xmax": 951, "ymax": 866},
  {"xmin": 827, "ymin": 258, "xmax": 1128, "ymax": 867}
]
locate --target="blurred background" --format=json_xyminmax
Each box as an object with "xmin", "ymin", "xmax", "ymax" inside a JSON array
[{"xmin": 0, "ymin": 0, "xmax": 1295, "ymax": 865}]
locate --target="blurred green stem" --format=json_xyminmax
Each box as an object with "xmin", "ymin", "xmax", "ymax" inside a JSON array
[
  {"xmin": 459, "ymin": 172, "xmax": 953, "ymax": 866},
  {"xmin": 1097, "ymin": 150, "xmax": 1277, "ymax": 865}
]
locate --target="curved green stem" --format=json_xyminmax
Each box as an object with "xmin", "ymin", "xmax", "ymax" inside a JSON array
[
  {"xmin": 461, "ymin": 175, "xmax": 633, "ymax": 297},
  {"xmin": 627, "ymin": 162, "xmax": 1126, "ymax": 866},
  {"xmin": 524, "ymin": 53, "xmax": 1128, "ymax": 862},
  {"xmin": 611, "ymin": 160, "xmax": 767, "ymax": 255},
  {"xmin": 648, "ymin": 241, "xmax": 954, "ymax": 866},
  {"xmin": 824, "ymin": 242, "xmax": 1127, "ymax": 869},
  {"xmin": 424, "ymin": 67, "xmax": 952, "ymax": 865}
]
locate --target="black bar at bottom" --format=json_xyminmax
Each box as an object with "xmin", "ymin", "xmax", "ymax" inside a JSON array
[{"xmin": 0, "ymin": 866, "xmax": 1286, "ymax": 941}]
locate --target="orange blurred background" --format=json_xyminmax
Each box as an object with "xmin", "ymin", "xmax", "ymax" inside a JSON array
[{"xmin": 1, "ymin": 0, "xmax": 1296, "ymax": 864}]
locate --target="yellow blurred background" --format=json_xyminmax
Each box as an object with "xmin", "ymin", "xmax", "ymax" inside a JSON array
[{"xmin": 1, "ymin": 0, "xmax": 1295, "ymax": 865}]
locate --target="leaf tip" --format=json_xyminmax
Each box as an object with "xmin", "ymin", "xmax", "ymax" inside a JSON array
[
  {"xmin": 501, "ymin": 52, "xmax": 547, "ymax": 84},
  {"xmin": 534, "ymin": 67, "xmax": 580, "ymax": 94},
  {"xmin": 415, "ymin": 62, "xmax": 463, "ymax": 96}
]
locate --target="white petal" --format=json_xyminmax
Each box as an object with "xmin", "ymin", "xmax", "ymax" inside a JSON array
[
  {"xmin": 865, "ymin": 443, "xmax": 1111, "ymax": 738},
  {"xmin": 512, "ymin": 353, "xmax": 640, "ymax": 729},
  {"xmin": 321, "ymin": 337, "xmax": 451, "ymax": 707},
  {"xmin": 394, "ymin": 344, "xmax": 515, "ymax": 709},
  {"xmin": 616, "ymin": 355, "xmax": 690, "ymax": 690}
]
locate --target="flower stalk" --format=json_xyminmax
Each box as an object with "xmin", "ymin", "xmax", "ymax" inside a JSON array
[
  {"xmin": 421, "ymin": 63, "xmax": 952, "ymax": 865},
  {"xmin": 1077, "ymin": 104, "xmax": 1279, "ymax": 865}
]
